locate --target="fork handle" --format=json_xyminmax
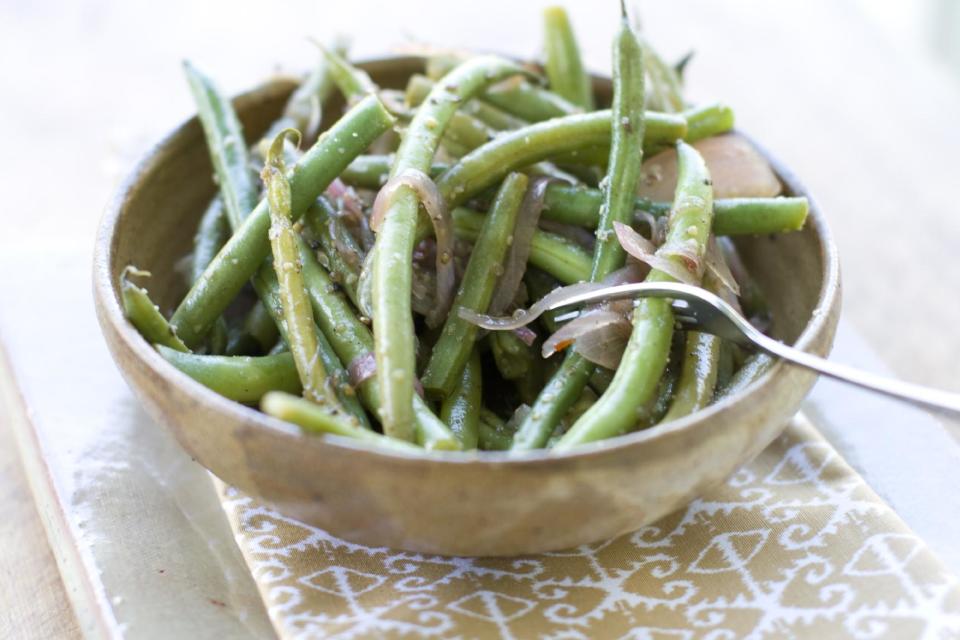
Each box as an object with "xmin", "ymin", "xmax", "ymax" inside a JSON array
[{"xmin": 753, "ymin": 333, "xmax": 960, "ymax": 419}]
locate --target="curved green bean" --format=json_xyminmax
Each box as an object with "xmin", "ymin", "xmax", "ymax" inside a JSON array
[
  {"xmin": 422, "ymin": 172, "xmax": 527, "ymax": 397},
  {"xmin": 511, "ymin": 8, "xmax": 645, "ymax": 451},
  {"xmin": 556, "ymin": 141, "xmax": 714, "ymax": 449},
  {"xmin": 263, "ymin": 130, "xmax": 344, "ymax": 410},
  {"xmin": 121, "ymin": 267, "xmax": 189, "ymax": 352},
  {"xmin": 262, "ymin": 392, "xmax": 420, "ymax": 452},
  {"xmin": 440, "ymin": 349, "xmax": 482, "ymax": 449},
  {"xmin": 372, "ymin": 56, "xmax": 530, "ymax": 441},
  {"xmin": 436, "ymin": 110, "xmax": 686, "ymax": 209},
  {"xmin": 157, "ymin": 345, "xmax": 301, "ymax": 402},
  {"xmin": 543, "ymin": 6, "xmax": 594, "ymax": 110},
  {"xmin": 171, "ymin": 95, "xmax": 395, "ymax": 348},
  {"xmin": 183, "ymin": 61, "xmax": 258, "ymax": 230}
]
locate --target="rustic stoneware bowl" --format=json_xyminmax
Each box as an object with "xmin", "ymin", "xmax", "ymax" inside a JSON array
[{"xmin": 94, "ymin": 56, "xmax": 840, "ymax": 556}]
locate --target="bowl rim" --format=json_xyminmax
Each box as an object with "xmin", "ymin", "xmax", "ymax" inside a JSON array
[{"xmin": 93, "ymin": 55, "xmax": 841, "ymax": 467}]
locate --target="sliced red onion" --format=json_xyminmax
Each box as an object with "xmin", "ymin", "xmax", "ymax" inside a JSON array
[
  {"xmin": 542, "ymin": 309, "xmax": 627, "ymax": 357},
  {"xmin": 459, "ymin": 281, "xmax": 607, "ymax": 331},
  {"xmin": 512, "ymin": 325, "xmax": 538, "ymax": 347},
  {"xmin": 371, "ymin": 168, "xmax": 455, "ymax": 327},
  {"xmin": 601, "ymin": 263, "xmax": 648, "ymax": 286},
  {"xmin": 487, "ymin": 177, "xmax": 551, "ymax": 316},
  {"xmin": 347, "ymin": 351, "xmax": 378, "ymax": 387},
  {"xmin": 704, "ymin": 237, "xmax": 741, "ymax": 299},
  {"xmin": 571, "ymin": 315, "xmax": 633, "ymax": 370},
  {"xmin": 613, "ymin": 221, "xmax": 698, "ymax": 285}
]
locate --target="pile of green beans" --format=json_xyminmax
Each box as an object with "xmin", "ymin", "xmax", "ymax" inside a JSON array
[{"xmin": 122, "ymin": 6, "xmax": 804, "ymax": 453}]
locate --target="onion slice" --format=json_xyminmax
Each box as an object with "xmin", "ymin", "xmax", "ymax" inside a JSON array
[
  {"xmin": 487, "ymin": 177, "xmax": 551, "ymax": 316},
  {"xmin": 704, "ymin": 237, "xmax": 741, "ymax": 299},
  {"xmin": 371, "ymin": 168, "xmax": 454, "ymax": 327},
  {"xmin": 512, "ymin": 326, "xmax": 538, "ymax": 347},
  {"xmin": 347, "ymin": 351, "xmax": 378, "ymax": 387},
  {"xmin": 542, "ymin": 309, "xmax": 629, "ymax": 360},
  {"xmin": 458, "ymin": 281, "xmax": 607, "ymax": 331},
  {"xmin": 613, "ymin": 221, "xmax": 698, "ymax": 285}
]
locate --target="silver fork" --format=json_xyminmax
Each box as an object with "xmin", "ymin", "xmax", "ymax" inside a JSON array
[{"xmin": 550, "ymin": 281, "xmax": 960, "ymax": 419}]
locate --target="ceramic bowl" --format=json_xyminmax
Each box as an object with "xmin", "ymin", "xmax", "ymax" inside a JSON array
[{"xmin": 94, "ymin": 56, "xmax": 840, "ymax": 556}]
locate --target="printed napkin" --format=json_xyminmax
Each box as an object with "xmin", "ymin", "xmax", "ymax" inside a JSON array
[{"xmin": 217, "ymin": 416, "xmax": 960, "ymax": 639}]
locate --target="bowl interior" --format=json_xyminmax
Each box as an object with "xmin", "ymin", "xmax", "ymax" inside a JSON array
[{"xmin": 95, "ymin": 56, "xmax": 839, "ymax": 555}]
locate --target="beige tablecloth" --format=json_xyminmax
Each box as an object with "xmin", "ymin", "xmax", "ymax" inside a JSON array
[{"xmin": 217, "ymin": 416, "xmax": 960, "ymax": 639}]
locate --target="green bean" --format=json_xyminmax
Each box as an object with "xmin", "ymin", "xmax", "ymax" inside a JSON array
[
  {"xmin": 512, "ymin": 7, "xmax": 646, "ymax": 450},
  {"xmin": 426, "ymin": 53, "xmax": 584, "ymax": 122},
  {"xmin": 661, "ymin": 330, "xmax": 721, "ymax": 421},
  {"xmin": 435, "ymin": 110, "xmax": 686, "ymax": 209},
  {"xmin": 121, "ymin": 267, "xmax": 189, "ymax": 352},
  {"xmin": 262, "ymin": 392, "xmax": 420, "ymax": 453},
  {"xmin": 683, "ymin": 102, "xmax": 735, "ymax": 143},
  {"xmin": 341, "ymin": 155, "xmax": 449, "ymax": 189},
  {"xmin": 404, "ymin": 75, "xmax": 497, "ymax": 155},
  {"xmin": 440, "ymin": 349, "xmax": 482, "ymax": 449},
  {"xmin": 640, "ymin": 39, "xmax": 685, "ymax": 113},
  {"xmin": 292, "ymin": 230, "xmax": 459, "ymax": 450},
  {"xmin": 543, "ymin": 6, "xmax": 594, "ymax": 110},
  {"xmin": 372, "ymin": 57, "xmax": 530, "ymax": 441},
  {"xmin": 302, "ymin": 198, "xmax": 364, "ymax": 308},
  {"xmin": 714, "ymin": 339, "xmax": 737, "ymax": 393},
  {"xmin": 263, "ymin": 130, "xmax": 344, "ymax": 411},
  {"xmin": 226, "ymin": 301, "xmax": 279, "ymax": 356},
  {"xmin": 252, "ymin": 260, "xmax": 370, "ymax": 429},
  {"xmin": 483, "ymin": 78, "xmax": 584, "ymax": 122},
  {"xmin": 183, "ymin": 62, "xmax": 259, "ymax": 231},
  {"xmin": 453, "ymin": 208, "xmax": 593, "ymax": 284},
  {"xmin": 556, "ymin": 141, "xmax": 714, "ymax": 449},
  {"xmin": 634, "ymin": 354, "xmax": 680, "ymax": 427},
  {"xmin": 717, "ymin": 354, "xmax": 774, "ymax": 399},
  {"xmin": 261, "ymin": 38, "xmax": 347, "ymax": 147},
  {"xmin": 463, "ymin": 96, "xmax": 528, "ymax": 131},
  {"xmin": 422, "ymin": 172, "xmax": 528, "ymax": 397},
  {"xmin": 171, "ymin": 95, "xmax": 395, "ymax": 348},
  {"xmin": 478, "ymin": 420, "xmax": 513, "ymax": 451},
  {"xmin": 157, "ymin": 345, "xmax": 301, "ymax": 402},
  {"xmin": 490, "ymin": 330, "xmax": 534, "ymax": 380},
  {"xmin": 320, "ymin": 45, "xmax": 378, "ymax": 101},
  {"xmin": 542, "ymin": 186, "xmax": 809, "ymax": 235},
  {"xmin": 208, "ymin": 317, "xmax": 229, "ymax": 355},
  {"xmin": 191, "ymin": 198, "xmax": 231, "ymax": 283}
]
